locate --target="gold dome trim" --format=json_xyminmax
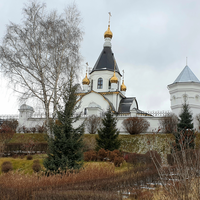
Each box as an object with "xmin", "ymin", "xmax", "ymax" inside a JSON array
[
  {"xmin": 82, "ymin": 73, "xmax": 90, "ymax": 85},
  {"xmin": 110, "ymin": 72, "xmax": 118, "ymax": 83},
  {"xmin": 104, "ymin": 25, "xmax": 113, "ymax": 39},
  {"xmin": 120, "ymin": 80, "xmax": 127, "ymax": 91}
]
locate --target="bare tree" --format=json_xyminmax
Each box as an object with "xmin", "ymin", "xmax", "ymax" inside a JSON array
[
  {"xmin": 196, "ymin": 114, "xmax": 200, "ymax": 131},
  {"xmin": 122, "ymin": 117, "xmax": 150, "ymax": 135},
  {"xmin": 86, "ymin": 115, "xmax": 101, "ymax": 134},
  {"xmin": 0, "ymin": 1, "xmax": 83, "ymax": 130},
  {"xmin": 148, "ymin": 130, "xmax": 200, "ymax": 200},
  {"xmin": 159, "ymin": 113, "xmax": 178, "ymax": 133}
]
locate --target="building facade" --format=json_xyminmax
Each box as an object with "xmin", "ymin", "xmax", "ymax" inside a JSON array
[{"xmin": 16, "ymin": 24, "xmax": 200, "ymax": 133}]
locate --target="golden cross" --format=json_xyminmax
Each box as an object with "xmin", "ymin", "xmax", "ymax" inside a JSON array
[
  {"xmin": 114, "ymin": 59, "xmax": 116, "ymax": 72},
  {"xmin": 108, "ymin": 12, "xmax": 112, "ymax": 26},
  {"xmin": 86, "ymin": 62, "xmax": 88, "ymax": 73}
]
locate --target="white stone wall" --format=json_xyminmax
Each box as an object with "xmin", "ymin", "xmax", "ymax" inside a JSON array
[
  {"xmin": 168, "ymin": 82, "xmax": 200, "ymax": 130},
  {"xmin": 73, "ymin": 114, "xmax": 162, "ymax": 134},
  {"xmin": 18, "ymin": 109, "xmax": 162, "ymax": 134}
]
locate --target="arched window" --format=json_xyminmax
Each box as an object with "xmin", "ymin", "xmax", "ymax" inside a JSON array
[
  {"xmin": 108, "ymin": 79, "xmax": 111, "ymax": 89},
  {"xmin": 91, "ymin": 79, "xmax": 93, "ymax": 90},
  {"xmin": 97, "ymin": 78, "xmax": 103, "ymax": 89}
]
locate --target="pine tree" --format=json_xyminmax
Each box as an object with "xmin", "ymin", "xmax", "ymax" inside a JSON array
[
  {"xmin": 177, "ymin": 99, "xmax": 193, "ymax": 131},
  {"xmin": 174, "ymin": 99, "xmax": 195, "ymax": 150},
  {"xmin": 43, "ymin": 77, "xmax": 84, "ymax": 174},
  {"xmin": 96, "ymin": 109, "xmax": 121, "ymax": 151}
]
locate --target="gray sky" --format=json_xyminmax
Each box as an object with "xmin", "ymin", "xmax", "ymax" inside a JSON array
[{"xmin": 1, "ymin": 0, "xmax": 200, "ymax": 114}]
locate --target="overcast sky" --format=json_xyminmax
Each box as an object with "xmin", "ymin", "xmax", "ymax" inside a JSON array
[{"xmin": 0, "ymin": 0, "xmax": 200, "ymax": 114}]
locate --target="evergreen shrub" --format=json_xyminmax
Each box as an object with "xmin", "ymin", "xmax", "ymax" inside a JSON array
[
  {"xmin": 174, "ymin": 101, "xmax": 196, "ymax": 151},
  {"xmin": 43, "ymin": 79, "xmax": 84, "ymax": 174},
  {"xmin": 96, "ymin": 109, "xmax": 121, "ymax": 151}
]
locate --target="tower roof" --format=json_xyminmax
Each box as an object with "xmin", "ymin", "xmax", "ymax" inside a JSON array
[
  {"xmin": 90, "ymin": 46, "xmax": 121, "ymax": 75},
  {"xmin": 173, "ymin": 65, "xmax": 200, "ymax": 83}
]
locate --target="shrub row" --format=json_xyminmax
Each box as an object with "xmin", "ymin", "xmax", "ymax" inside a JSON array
[
  {"xmin": 167, "ymin": 149, "xmax": 200, "ymax": 166},
  {"xmin": 4, "ymin": 142, "xmax": 48, "ymax": 154},
  {"xmin": 124, "ymin": 150, "xmax": 161, "ymax": 169},
  {"xmin": 17, "ymin": 125, "xmax": 47, "ymax": 133},
  {"xmin": 84, "ymin": 149, "xmax": 124, "ymax": 167}
]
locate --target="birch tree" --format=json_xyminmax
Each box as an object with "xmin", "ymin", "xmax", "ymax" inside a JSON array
[{"xmin": 0, "ymin": 1, "xmax": 83, "ymax": 130}]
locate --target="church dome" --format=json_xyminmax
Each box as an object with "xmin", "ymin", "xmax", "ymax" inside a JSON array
[
  {"xmin": 82, "ymin": 73, "xmax": 90, "ymax": 85},
  {"xmin": 104, "ymin": 25, "xmax": 113, "ymax": 39},
  {"xmin": 120, "ymin": 80, "xmax": 127, "ymax": 91},
  {"xmin": 110, "ymin": 72, "xmax": 118, "ymax": 83},
  {"xmin": 19, "ymin": 104, "xmax": 34, "ymax": 111}
]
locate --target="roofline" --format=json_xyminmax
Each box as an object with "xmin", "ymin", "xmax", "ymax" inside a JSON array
[
  {"xmin": 168, "ymin": 81, "xmax": 200, "ymax": 89},
  {"xmin": 76, "ymin": 90, "xmax": 116, "ymax": 112},
  {"xmin": 89, "ymin": 69, "xmax": 122, "ymax": 77}
]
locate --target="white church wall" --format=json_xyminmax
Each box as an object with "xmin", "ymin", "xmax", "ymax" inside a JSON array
[
  {"xmin": 17, "ymin": 109, "xmax": 171, "ymax": 134},
  {"xmin": 72, "ymin": 114, "xmax": 162, "ymax": 134},
  {"xmin": 116, "ymin": 115, "xmax": 161, "ymax": 134},
  {"xmin": 76, "ymin": 92, "xmax": 110, "ymax": 114},
  {"xmin": 89, "ymin": 70, "xmax": 121, "ymax": 92}
]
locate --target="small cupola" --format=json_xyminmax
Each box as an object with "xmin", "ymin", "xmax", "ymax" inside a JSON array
[
  {"xmin": 120, "ymin": 70, "xmax": 126, "ymax": 95},
  {"xmin": 110, "ymin": 72, "xmax": 118, "ymax": 83},
  {"xmin": 82, "ymin": 63, "xmax": 90, "ymax": 92},
  {"xmin": 82, "ymin": 73, "xmax": 90, "ymax": 85},
  {"xmin": 104, "ymin": 25, "xmax": 113, "ymax": 39},
  {"xmin": 110, "ymin": 59, "xmax": 118, "ymax": 91},
  {"xmin": 120, "ymin": 80, "xmax": 127, "ymax": 91},
  {"xmin": 104, "ymin": 12, "xmax": 113, "ymax": 48}
]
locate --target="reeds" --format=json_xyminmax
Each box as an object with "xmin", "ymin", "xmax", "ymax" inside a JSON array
[{"xmin": 0, "ymin": 162, "xmax": 160, "ymax": 200}]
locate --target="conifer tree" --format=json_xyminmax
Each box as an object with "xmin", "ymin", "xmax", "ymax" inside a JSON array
[
  {"xmin": 43, "ymin": 75, "xmax": 84, "ymax": 174},
  {"xmin": 174, "ymin": 99, "xmax": 195, "ymax": 150},
  {"xmin": 96, "ymin": 109, "xmax": 121, "ymax": 151}
]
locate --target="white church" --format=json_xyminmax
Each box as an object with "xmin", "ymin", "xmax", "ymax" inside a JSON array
[{"xmin": 17, "ymin": 22, "xmax": 200, "ymax": 133}]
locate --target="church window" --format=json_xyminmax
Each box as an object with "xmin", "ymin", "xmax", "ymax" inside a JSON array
[
  {"xmin": 97, "ymin": 78, "xmax": 103, "ymax": 89},
  {"xmin": 84, "ymin": 108, "xmax": 87, "ymax": 115},
  {"xmin": 91, "ymin": 79, "xmax": 93, "ymax": 90},
  {"xmin": 108, "ymin": 79, "xmax": 111, "ymax": 89}
]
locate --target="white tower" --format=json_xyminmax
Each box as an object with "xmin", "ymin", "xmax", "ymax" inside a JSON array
[{"xmin": 168, "ymin": 65, "xmax": 200, "ymax": 130}]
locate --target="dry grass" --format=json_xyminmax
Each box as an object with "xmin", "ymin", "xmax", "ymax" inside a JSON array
[
  {"xmin": 0, "ymin": 156, "xmax": 45, "ymax": 175},
  {"xmin": 0, "ymin": 163, "xmax": 117, "ymax": 200},
  {"xmin": 9, "ymin": 133, "xmax": 47, "ymax": 143}
]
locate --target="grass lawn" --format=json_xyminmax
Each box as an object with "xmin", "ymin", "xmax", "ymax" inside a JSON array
[
  {"xmin": 9, "ymin": 133, "xmax": 48, "ymax": 143},
  {"xmin": 0, "ymin": 154, "xmax": 129, "ymax": 175},
  {"xmin": 0, "ymin": 154, "xmax": 47, "ymax": 175}
]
